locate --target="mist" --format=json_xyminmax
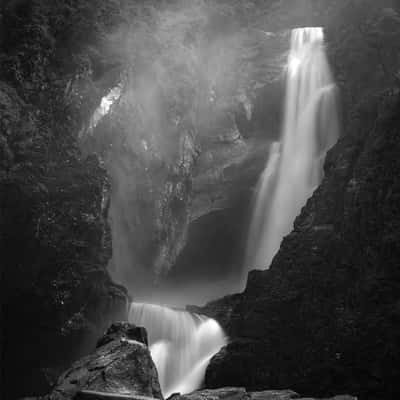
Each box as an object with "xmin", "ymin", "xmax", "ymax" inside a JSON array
[{"xmin": 85, "ymin": 0, "xmax": 275, "ymax": 306}]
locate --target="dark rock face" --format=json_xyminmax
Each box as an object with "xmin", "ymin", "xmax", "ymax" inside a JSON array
[
  {"xmin": 167, "ymin": 387, "xmax": 355, "ymax": 400},
  {"xmin": 0, "ymin": 2, "xmax": 130, "ymax": 398},
  {"xmin": 96, "ymin": 323, "xmax": 148, "ymax": 348},
  {"xmin": 43, "ymin": 323, "xmax": 163, "ymax": 400},
  {"xmin": 187, "ymin": 294, "xmax": 243, "ymax": 333},
  {"xmin": 1, "ymin": 0, "xmax": 288, "ymax": 394},
  {"xmin": 202, "ymin": 66, "xmax": 400, "ymax": 400},
  {"xmin": 205, "ymin": 94, "xmax": 400, "ymax": 398},
  {"xmin": 198, "ymin": 4, "xmax": 400, "ymax": 400},
  {"xmin": 99, "ymin": 28, "xmax": 286, "ymax": 303},
  {"xmin": 75, "ymin": 392, "xmax": 158, "ymax": 400},
  {"xmin": 164, "ymin": 136, "xmax": 272, "ymax": 304}
]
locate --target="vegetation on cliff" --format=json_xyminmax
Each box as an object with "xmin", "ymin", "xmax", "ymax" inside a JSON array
[
  {"xmin": 1, "ymin": 0, "xmax": 400, "ymax": 399},
  {"xmin": 1, "ymin": 1, "xmax": 130, "ymax": 397}
]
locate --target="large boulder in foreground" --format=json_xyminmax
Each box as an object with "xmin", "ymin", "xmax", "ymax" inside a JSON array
[
  {"xmin": 44, "ymin": 323, "xmax": 162, "ymax": 400},
  {"xmin": 168, "ymin": 387, "xmax": 356, "ymax": 400}
]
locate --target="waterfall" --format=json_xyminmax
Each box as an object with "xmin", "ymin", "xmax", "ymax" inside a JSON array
[
  {"xmin": 246, "ymin": 27, "xmax": 339, "ymax": 270},
  {"xmin": 129, "ymin": 303, "xmax": 227, "ymax": 397}
]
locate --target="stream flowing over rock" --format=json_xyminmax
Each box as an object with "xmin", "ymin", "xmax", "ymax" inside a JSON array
[
  {"xmin": 129, "ymin": 303, "xmax": 227, "ymax": 397},
  {"xmin": 188, "ymin": 4, "xmax": 400, "ymax": 400},
  {"xmin": 198, "ymin": 40, "xmax": 400, "ymax": 400},
  {"xmin": 246, "ymin": 27, "xmax": 339, "ymax": 270}
]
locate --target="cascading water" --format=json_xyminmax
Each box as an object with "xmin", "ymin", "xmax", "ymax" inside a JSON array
[
  {"xmin": 246, "ymin": 27, "xmax": 339, "ymax": 270},
  {"xmin": 129, "ymin": 303, "xmax": 227, "ymax": 397}
]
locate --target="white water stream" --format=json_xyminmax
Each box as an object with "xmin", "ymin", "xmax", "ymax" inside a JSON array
[
  {"xmin": 246, "ymin": 27, "xmax": 340, "ymax": 270},
  {"xmin": 107, "ymin": 26, "xmax": 339, "ymax": 399},
  {"xmin": 129, "ymin": 303, "xmax": 227, "ymax": 397}
]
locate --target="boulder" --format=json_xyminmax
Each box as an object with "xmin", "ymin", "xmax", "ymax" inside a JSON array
[
  {"xmin": 179, "ymin": 387, "xmax": 248, "ymax": 400},
  {"xmin": 44, "ymin": 323, "xmax": 162, "ymax": 400},
  {"xmin": 249, "ymin": 391, "xmax": 299, "ymax": 400},
  {"xmin": 166, "ymin": 388, "xmax": 355, "ymax": 400},
  {"xmin": 75, "ymin": 391, "xmax": 158, "ymax": 400},
  {"xmin": 96, "ymin": 323, "xmax": 148, "ymax": 348}
]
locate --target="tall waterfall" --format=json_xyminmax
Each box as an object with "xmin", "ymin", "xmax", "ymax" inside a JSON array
[
  {"xmin": 129, "ymin": 303, "xmax": 227, "ymax": 397},
  {"xmin": 246, "ymin": 27, "xmax": 339, "ymax": 270}
]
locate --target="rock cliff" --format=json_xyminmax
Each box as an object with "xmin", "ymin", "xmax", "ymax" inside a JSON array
[
  {"xmin": 2, "ymin": 1, "xmax": 400, "ymax": 399},
  {"xmin": 195, "ymin": 3, "xmax": 400, "ymax": 399},
  {"xmin": 204, "ymin": 92, "xmax": 400, "ymax": 400},
  {"xmin": 1, "ymin": 1, "xmax": 130, "ymax": 398}
]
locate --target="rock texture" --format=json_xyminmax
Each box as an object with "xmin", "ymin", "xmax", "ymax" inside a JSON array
[
  {"xmin": 98, "ymin": 25, "xmax": 286, "ymax": 302},
  {"xmin": 195, "ymin": 4, "xmax": 400, "ymax": 398},
  {"xmin": 203, "ymin": 83, "xmax": 400, "ymax": 400},
  {"xmin": 167, "ymin": 387, "xmax": 355, "ymax": 400},
  {"xmin": 96, "ymin": 322, "xmax": 148, "ymax": 348},
  {"xmin": 75, "ymin": 392, "xmax": 158, "ymax": 400},
  {"xmin": 40, "ymin": 323, "xmax": 163, "ymax": 400},
  {"xmin": 0, "ymin": 2, "xmax": 130, "ymax": 398},
  {"xmin": 3, "ymin": 1, "xmax": 400, "ymax": 399}
]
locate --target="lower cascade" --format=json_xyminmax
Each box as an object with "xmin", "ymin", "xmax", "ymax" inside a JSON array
[
  {"xmin": 246, "ymin": 27, "xmax": 340, "ymax": 270},
  {"xmin": 129, "ymin": 303, "xmax": 227, "ymax": 397}
]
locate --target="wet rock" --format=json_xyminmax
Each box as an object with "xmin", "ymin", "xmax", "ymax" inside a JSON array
[
  {"xmin": 167, "ymin": 388, "xmax": 355, "ymax": 400},
  {"xmin": 200, "ymin": 89, "xmax": 400, "ymax": 399},
  {"xmin": 187, "ymin": 294, "xmax": 242, "ymax": 333},
  {"xmin": 249, "ymin": 390, "xmax": 299, "ymax": 400},
  {"xmin": 44, "ymin": 323, "xmax": 162, "ymax": 400},
  {"xmin": 96, "ymin": 323, "xmax": 148, "ymax": 348},
  {"xmin": 177, "ymin": 387, "xmax": 248, "ymax": 400},
  {"xmin": 1, "ymin": 2, "xmax": 129, "ymax": 396},
  {"xmin": 75, "ymin": 390, "xmax": 158, "ymax": 400}
]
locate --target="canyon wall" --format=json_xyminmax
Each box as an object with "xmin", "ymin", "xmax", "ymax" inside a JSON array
[
  {"xmin": 0, "ymin": 2, "xmax": 130, "ymax": 397},
  {"xmin": 196, "ymin": 3, "xmax": 400, "ymax": 399}
]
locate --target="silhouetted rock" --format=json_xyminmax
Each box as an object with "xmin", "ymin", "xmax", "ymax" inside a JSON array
[
  {"xmin": 167, "ymin": 387, "xmax": 355, "ymax": 400},
  {"xmin": 43, "ymin": 323, "xmax": 162, "ymax": 400},
  {"xmin": 96, "ymin": 323, "xmax": 148, "ymax": 348},
  {"xmin": 249, "ymin": 390, "xmax": 299, "ymax": 400},
  {"xmin": 200, "ymin": 66, "xmax": 400, "ymax": 400},
  {"xmin": 0, "ymin": 2, "xmax": 129, "ymax": 397},
  {"xmin": 75, "ymin": 391, "xmax": 158, "ymax": 400},
  {"xmin": 197, "ymin": 6, "xmax": 400, "ymax": 399}
]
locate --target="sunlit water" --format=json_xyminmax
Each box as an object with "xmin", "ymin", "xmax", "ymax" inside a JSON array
[
  {"xmin": 246, "ymin": 27, "xmax": 339, "ymax": 270},
  {"xmin": 129, "ymin": 303, "xmax": 227, "ymax": 397}
]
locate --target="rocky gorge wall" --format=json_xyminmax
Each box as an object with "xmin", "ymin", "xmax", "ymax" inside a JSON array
[
  {"xmin": 2, "ymin": 1, "xmax": 400, "ymax": 399},
  {"xmin": 0, "ymin": 0, "xmax": 289, "ymax": 394},
  {"xmin": 194, "ymin": 3, "xmax": 400, "ymax": 400},
  {"xmin": 0, "ymin": 1, "xmax": 131, "ymax": 398},
  {"xmin": 83, "ymin": 2, "xmax": 287, "ymax": 304},
  {"xmin": 0, "ymin": 0, "xmax": 287, "ymax": 395}
]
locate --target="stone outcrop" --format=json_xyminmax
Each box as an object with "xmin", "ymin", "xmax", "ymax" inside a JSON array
[
  {"xmin": 195, "ymin": 4, "xmax": 400, "ymax": 400},
  {"xmin": 75, "ymin": 392, "xmax": 159, "ymax": 400},
  {"xmin": 38, "ymin": 323, "xmax": 163, "ymax": 400},
  {"xmin": 167, "ymin": 387, "xmax": 355, "ymax": 400},
  {"xmin": 197, "ymin": 53, "xmax": 400, "ymax": 400},
  {"xmin": 96, "ymin": 322, "xmax": 148, "ymax": 348},
  {"xmin": 0, "ymin": 2, "xmax": 130, "ymax": 398}
]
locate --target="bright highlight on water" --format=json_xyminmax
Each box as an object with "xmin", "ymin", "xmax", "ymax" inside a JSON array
[
  {"xmin": 126, "ymin": 27, "xmax": 339, "ymax": 398},
  {"xmin": 246, "ymin": 27, "xmax": 340, "ymax": 270},
  {"xmin": 129, "ymin": 303, "xmax": 227, "ymax": 397}
]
